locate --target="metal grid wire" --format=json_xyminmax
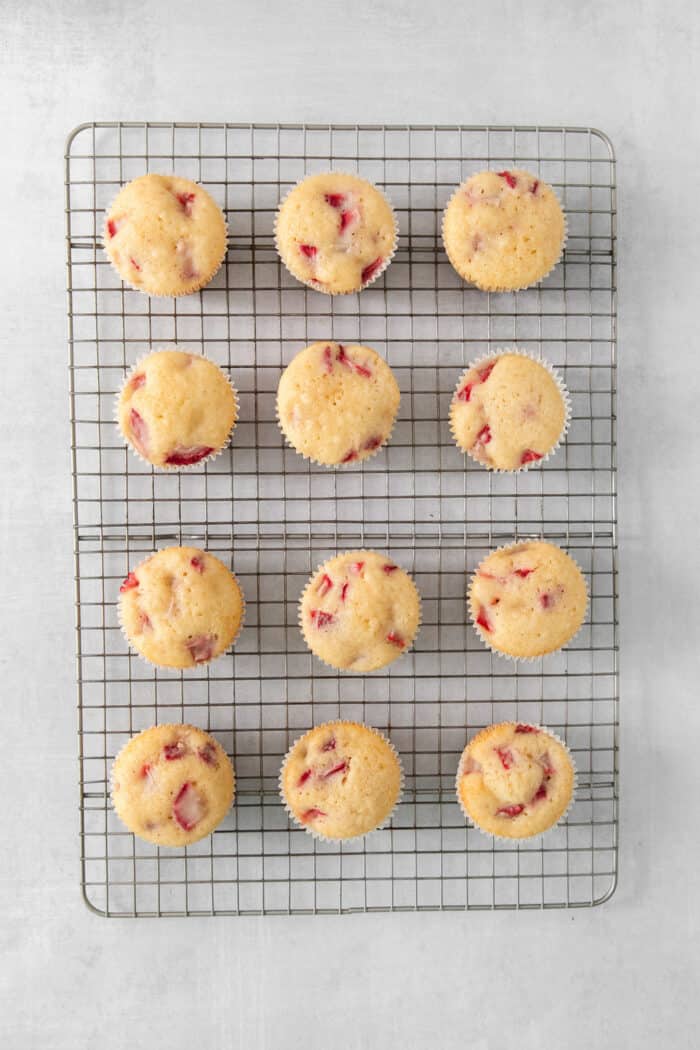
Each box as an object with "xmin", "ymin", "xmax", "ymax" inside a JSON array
[{"xmin": 66, "ymin": 123, "xmax": 618, "ymax": 916}]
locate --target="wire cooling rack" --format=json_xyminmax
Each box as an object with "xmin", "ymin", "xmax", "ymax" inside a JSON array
[{"xmin": 66, "ymin": 122, "xmax": 618, "ymax": 916}]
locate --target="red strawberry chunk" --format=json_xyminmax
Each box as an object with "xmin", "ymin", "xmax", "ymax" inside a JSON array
[
  {"xmin": 339, "ymin": 208, "xmax": 359, "ymax": 232},
  {"xmin": 164, "ymin": 445, "xmax": 214, "ymax": 466},
  {"xmin": 299, "ymin": 243, "xmax": 317, "ymax": 258},
  {"xmin": 476, "ymin": 605, "xmax": 493, "ymax": 632},
  {"xmin": 130, "ymin": 257, "xmax": 141, "ymax": 272},
  {"xmin": 521, "ymin": 449, "xmax": 543, "ymax": 465},
  {"xmin": 298, "ymin": 768, "xmax": 313, "ymax": 787},
  {"xmin": 352, "ymin": 360, "xmax": 372, "ymax": 378},
  {"xmin": 362, "ymin": 435, "xmax": 382, "ymax": 451},
  {"xmin": 198, "ymin": 743, "xmax": 218, "ymax": 767},
  {"xmin": 540, "ymin": 592, "xmax": 553, "ymax": 610},
  {"xmin": 342, "ymin": 449, "xmax": 358, "ymax": 463},
  {"xmin": 386, "ymin": 631, "xmax": 405, "ymax": 648},
  {"xmin": 176, "ymin": 191, "xmax": 196, "ymax": 215},
  {"xmin": 457, "ymin": 382, "xmax": 473, "ymax": 402},
  {"xmin": 129, "ymin": 372, "xmax": 146, "ymax": 391},
  {"xmin": 129, "ymin": 408, "xmax": 149, "ymax": 457},
  {"xmin": 310, "ymin": 610, "xmax": 334, "ymax": 629},
  {"xmin": 172, "ymin": 782, "xmax": 205, "ymax": 831},
  {"xmin": 317, "ymin": 573, "xmax": 333, "ymax": 597},
  {"xmin": 383, "ymin": 563, "xmax": 398, "ymax": 573},
  {"xmin": 321, "ymin": 761, "xmax": 348, "ymax": 779},
  {"xmin": 532, "ymin": 783, "xmax": 547, "ymax": 802},
  {"xmin": 361, "ymin": 257, "xmax": 383, "ymax": 284},
  {"xmin": 515, "ymin": 724, "xmax": 539, "ymax": 734},
  {"xmin": 349, "ymin": 561, "xmax": 364, "ymax": 575},
  {"xmin": 513, "ymin": 568, "xmax": 534, "ymax": 578},
  {"xmin": 531, "ymin": 179, "xmax": 540, "ymax": 195},
  {"xmin": 164, "ymin": 740, "xmax": 187, "ymax": 761},
  {"xmin": 140, "ymin": 763, "xmax": 152, "ymax": 779},
  {"xmin": 321, "ymin": 738, "xmax": 336, "ymax": 752},
  {"xmin": 300, "ymin": 807, "xmax": 326, "ymax": 823},
  {"xmin": 185, "ymin": 633, "xmax": 217, "ymax": 664},
  {"xmin": 477, "ymin": 361, "xmax": 496, "ymax": 383},
  {"xmin": 106, "ymin": 218, "xmax": 118, "ymax": 238},
  {"xmin": 190, "ymin": 555, "xmax": 205, "ymax": 573},
  {"xmin": 496, "ymin": 804, "xmax": 525, "ymax": 818},
  {"xmin": 497, "ymin": 171, "xmax": 518, "ymax": 189},
  {"xmin": 322, "ymin": 345, "xmax": 333, "ymax": 374},
  {"xmin": 120, "ymin": 571, "xmax": 139, "ymax": 593},
  {"xmin": 475, "ymin": 424, "xmax": 492, "ymax": 445},
  {"xmin": 495, "ymin": 747, "xmax": 515, "ymax": 770},
  {"xmin": 324, "ymin": 193, "xmax": 345, "ymax": 208},
  {"xmin": 340, "ymin": 582, "xmax": 349, "ymax": 602},
  {"xmin": 138, "ymin": 610, "xmax": 152, "ymax": 632}
]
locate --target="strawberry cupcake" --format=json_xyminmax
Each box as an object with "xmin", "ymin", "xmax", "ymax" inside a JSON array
[
  {"xmin": 442, "ymin": 169, "xmax": 565, "ymax": 292},
  {"xmin": 274, "ymin": 173, "xmax": 397, "ymax": 294},
  {"xmin": 449, "ymin": 351, "xmax": 569, "ymax": 470},
  {"xmin": 299, "ymin": 550, "xmax": 421, "ymax": 673},
  {"xmin": 103, "ymin": 174, "xmax": 227, "ymax": 296},
  {"xmin": 117, "ymin": 349, "xmax": 238, "ymax": 468},
  {"xmin": 469, "ymin": 541, "xmax": 587, "ymax": 659},
  {"xmin": 279, "ymin": 721, "xmax": 402, "ymax": 840},
  {"xmin": 111, "ymin": 724, "xmax": 235, "ymax": 846},
  {"xmin": 456, "ymin": 722, "xmax": 575, "ymax": 839},
  {"xmin": 276, "ymin": 341, "xmax": 400, "ymax": 466},
  {"xmin": 119, "ymin": 547, "xmax": 245, "ymax": 670}
]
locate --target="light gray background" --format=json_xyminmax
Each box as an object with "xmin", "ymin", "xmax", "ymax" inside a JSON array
[{"xmin": 1, "ymin": 1, "xmax": 695, "ymax": 1047}]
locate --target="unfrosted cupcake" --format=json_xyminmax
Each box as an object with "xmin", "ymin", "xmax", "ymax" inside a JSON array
[
  {"xmin": 279, "ymin": 721, "xmax": 402, "ymax": 839},
  {"xmin": 442, "ymin": 169, "xmax": 565, "ymax": 291},
  {"xmin": 449, "ymin": 351, "xmax": 568, "ymax": 470},
  {"xmin": 111, "ymin": 724, "xmax": 235, "ymax": 846},
  {"xmin": 456, "ymin": 722, "xmax": 575, "ymax": 839},
  {"xmin": 117, "ymin": 349, "xmax": 238, "ymax": 468},
  {"xmin": 274, "ymin": 173, "xmax": 397, "ymax": 294},
  {"xmin": 103, "ymin": 174, "xmax": 227, "ymax": 296},
  {"xmin": 277, "ymin": 341, "xmax": 400, "ymax": 466},
  {"xmin": 299, "ymin": 550, "xmax": 421, "ymax": 672},
  {"xmin": 469, "ymin": 541, "xmax": 587, "ymax": 659},
  {"xmin": 119, "ymin": 547, "xmax": 244, "ymax": 669}
]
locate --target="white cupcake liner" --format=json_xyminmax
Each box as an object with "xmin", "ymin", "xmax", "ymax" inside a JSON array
[
  {"xmin": 274, "ymin": 342, "xmax": 400, "ymax": 469},
  {"xmin": 110, "ymin": 723, "xmax": 236, "ymax": 847},
  {"xmin": 467, "ymin": 538, "xmax": 590, "ymax": 663},
  {"xmin": 454, "ymin": 721, "xmax": 577, "ymax": 842},
  {"xmin": 448, "ymin": 347, "xmax": 571, "ymax": 472},
  {"xmin": 278, "ymin": 720, "xmax": 404, "ymax": 842},
  {"xmin": 102, "ymin": 175, "xmax": 229, "ymax": 298},
  {"xmin": 298, "ymin": 550, "xmax": 423, "ymax": 674},
  {"xmin": 441, "ymin": 170, "xmax": 568, "ymax": 293},
  {"xmin": 114, "ymin": 347, "xmax": 239, "ymax": 472},
  {"xmin": 117, "ymin": 547, "xmax": 246, "ymax": 675},
  {"xmin": 273, "ymin": 171, "xmax": 399, "ymax": 295}
]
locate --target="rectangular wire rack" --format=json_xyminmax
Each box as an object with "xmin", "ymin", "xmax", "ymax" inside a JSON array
[{"xmin": 66, "ymin": 122, "xmax": 618, "ymax": 916}]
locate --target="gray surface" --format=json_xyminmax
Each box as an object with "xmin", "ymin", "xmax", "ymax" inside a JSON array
[{"xmin": 0, "ymin": 1, "xmax": 695, "ymax": 1047}]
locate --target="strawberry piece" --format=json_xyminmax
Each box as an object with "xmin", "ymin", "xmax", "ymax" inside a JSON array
[
  {"xmin": 340, "ymin": 582, "xmax": 349, "ymax": 602},
  {"xmin": 172, "ymin": 782, "xmax": 205, "ymax": 831},
  {"xmin": 513, "ymin": 568, "xmax": 534, "ymax": 578},
  {"xmin": 299, "ymin": 243, "xmax": 317, "ymax": 258},
  {"xmin": 383, "ymin": 563, "xmax": 398, "ymax": 573},
  {"xmin": 386, "ymin": 631, "xmax": 405, "ymax": 648},
  {"xmin": 138, "ymin": 610, "xmax": 152, "ymax": 632},
  {"xmin": 521, "ymin": 449, "xmax": 543, "ymax": 465},
  {"xmin": 185, "ymin": 633, "xmax": 217, "ymax": 663},
  {"xmin": 475, "ymin": 424, "xmax": 492, "ymax": 446},
  {"xmin": 515, "ymin": 724, "xmax": 538, "ymax": 734},
  {"xmin": 352, "ymin": 360, "xmax": 372, "ymax": 378},
  {"xmin": 164, "ymin": 445, "xmax": 214, "ymax": 466},
  {"xmin": 336, "ymin": 346, "xmax": 350, "ymax": 369},
  {"xmin": 317, "ymin": 573, "xmax": 333, "ymax": 597},
  {"xmin": 300, "ymin": 807, "xmax": 326, "ymax": 823},
  {"xmin": 190, "ymin": 555, "xmax": 205, "ymax": 573},
  {"xmin": 129, "ymin": 408, "xmax": 149, "ymax": 457},
  {"xmin": 198, "ymin": 743, "xmax": 218, "ymax": 767},
  {"xmin": 322, "ymin": 345, "xmax": 333, "ymax": 374},
  {"xmin": 130, "ymin": 257, "xmax": 141, "ymax": 272},
  {"xmin": 337, "ymin": 346, "xmax": 371, "ymax": 377},
  {"xmin": 362, "ymin": 435, "xmax": 382, "ymax": 451},
  {"xmin": 129, "ymin": 372, "xmax": 146, "ymax": 391},
  {"xmin": 497, "ymin": 804, "xmax": 525, "ymax": 818},
  {"xmin": 106, "ymin": 218, "xmax": 118, "ymax": 238},
  {"xmin": 310, "ymin": 610, "xmax": 334, "ymax": 629},
  {"xmin": 119, "ymin": 571, "xmax": 138, "ymax": 593},
  {"xmin": 324, "ymin": 193, "xmax": 345, "ymax": 208},
  {"xmin": 140, "ymin": 763, "xmax": 152, "ymax": 779},
  {"xmin": 361, "ymin": 257, "xmax": 383, "ymax": 284},
  {"xmin": 321, "ymin": 761, "xmax": 348, "ymax": 779},
  {"xmin": 321, "ymin": 738, "xmax": 336, "ymax": 752},
  {"xmin": 349, "ymin": 562, "xmax": 364, "ymax": 575},
  {"xmin": 164, "ymin": 740, "xmax": 187, "ymax": 761},
  {"xmin": 297, "ymin": 768, "xmax": 313, "ymax": 786},
  {"xmin": 531, "ymin": 179, "xmax": 540, "ymax": 195},
  {"xmin": 476, "ymin": 605, "xmax": 492, "ymax": 632},
  {"xmin": 477, "ymin": 362, "xmax": 496, "ymax": 383},
  {"xmin": 495, "ymin": 747, "xmax": 515, "ymax": 770},
  {"xmin": 457, "ymin": 382, "xmax": 473, "ymax": 402},
  {"xmin": 497, "ymin": 171, "xmax": 518, "ymax": 189},
  {"xmin": 532, "ymin": 783, "xmax": 547, "ymax": 802},
  {"xmin": 540, "ymin": 592, "xmax": 553, "ymax": 610},
  {"xmin": 176, "ymin": 191, "xmax": 196, "ymax": 216},
  {"xmin": 339, "ymin": 208, "xmax": 359, "ymax": 232},
  {"xmin": 342, "ymin": 450, "xmax": 358, "ymax": 463}
]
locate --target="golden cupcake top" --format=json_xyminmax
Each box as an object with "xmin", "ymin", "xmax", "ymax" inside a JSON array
[
  {"xmin": 456, "ymin": 722, "xmax": 575, "ymax": 839},
  {"xmin": 469, "ymin": 541, "xmax": 587, "ymax": 658},
  {"xmin": 442, "ymin": 169, "xmax": 565, "ymax": 291},
  {"xmin": 277, "ymin": 341, "xmax": 400, "ymax": 466},
  {"xmin": 111, "ymin": 724, "xmax": 235, "ymax": 846},
  {"xmin": 449, "ymin": 352, "xmax": 567, "ymax": 470},
  {"xmin": 275, "ymin": 173, "xmax": 397, "ymax": 294},
  {"xmin": 103, "ymin": 173, "xmax": 227, "ymax": 296},
  {"xmin": 280, "ymin": 722, "xmax": 402, "ymax": 839},
  {"xmin": 299, "ymin": 550, "xmax": 421, "ymax": 673},
  {"xmin": 118, "ymin": 546, "xmax": 244, "ymax": 669},
  {"xmin": 117, "ymin": 349, "xmax": 237, "ymax": 468}
]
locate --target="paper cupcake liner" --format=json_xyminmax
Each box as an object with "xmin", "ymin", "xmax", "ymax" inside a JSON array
[
  {"xmin": 102, "ymin": 176, "xmax": 229, "ymax": 298},
  {"xmin": 273, "ymin": 172, "xmax": 399, "ymax": 295},
  {"xmin": 116, "ymin": 548, "xmax": 246, "ymax": 675},
  {"xmin": 467, "ymin": 538, "xmax": 590, "ymax": 663},
  {"xmin": 278, "ymin": 720, "xmax": 404, "ymax": 842},
  {"xmin": 440, "ymin": 171, "xmax": 568, "ymax": 293},
  {"xmin": 274, "ymin": 343, "xmax": 400, "ymax": 469},
  {"xmin": 454, "ymin": 721, "xmax": 577, "ymax": 842},
  {"xmin": 448, "ymin": 347, "xmax": 571, "ymax": 472},
  {"xmin": 297, "ymin": 550, "xmax": 423, "ymax": 674},
  {"xmin": 114, "ymin": 347, "xmax": 239, "ymax": 472}
]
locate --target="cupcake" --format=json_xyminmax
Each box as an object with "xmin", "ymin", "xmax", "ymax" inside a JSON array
[
  {"xmin": 277, "ymin": 341, "xmax": 400, "ymax": 466},
  {"xmin": 449, "ymin": 350, "xmax": 568, "ymax": 470},
  {"xmin": 103, "ymin": 174, "xmax": 227, "ymax": 296},
  {"xmin": 117, "ymin": 349, "xmax": 238, "ymax": 468},
  {"xmin": 469, "ymin": 541, "xmax": 587, "ymax": 659},
  {"xmin": 456, "ymin": 722, "xmax": 575, "ymax": 839},
  {"xmin": 279, "ymin": 721, "xmax": 402, "ymax": 840},
  {"xmin": 110, "ymin": 724, "xmax": 235, "ymax": 846},
  {"xmin": 442, "ymin": 169, "xmax": 565, "ymax": 291},
  {"xmin": 118, "ymin": 547, "xmax": 244, "ymax": 669},
  {"xmin": 274, "ymin": 173, "xmax": 397, "ymax": 294},
  {"xmin": 299, "ymin": 550, "xmax": 421, "ymax": 673}
]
